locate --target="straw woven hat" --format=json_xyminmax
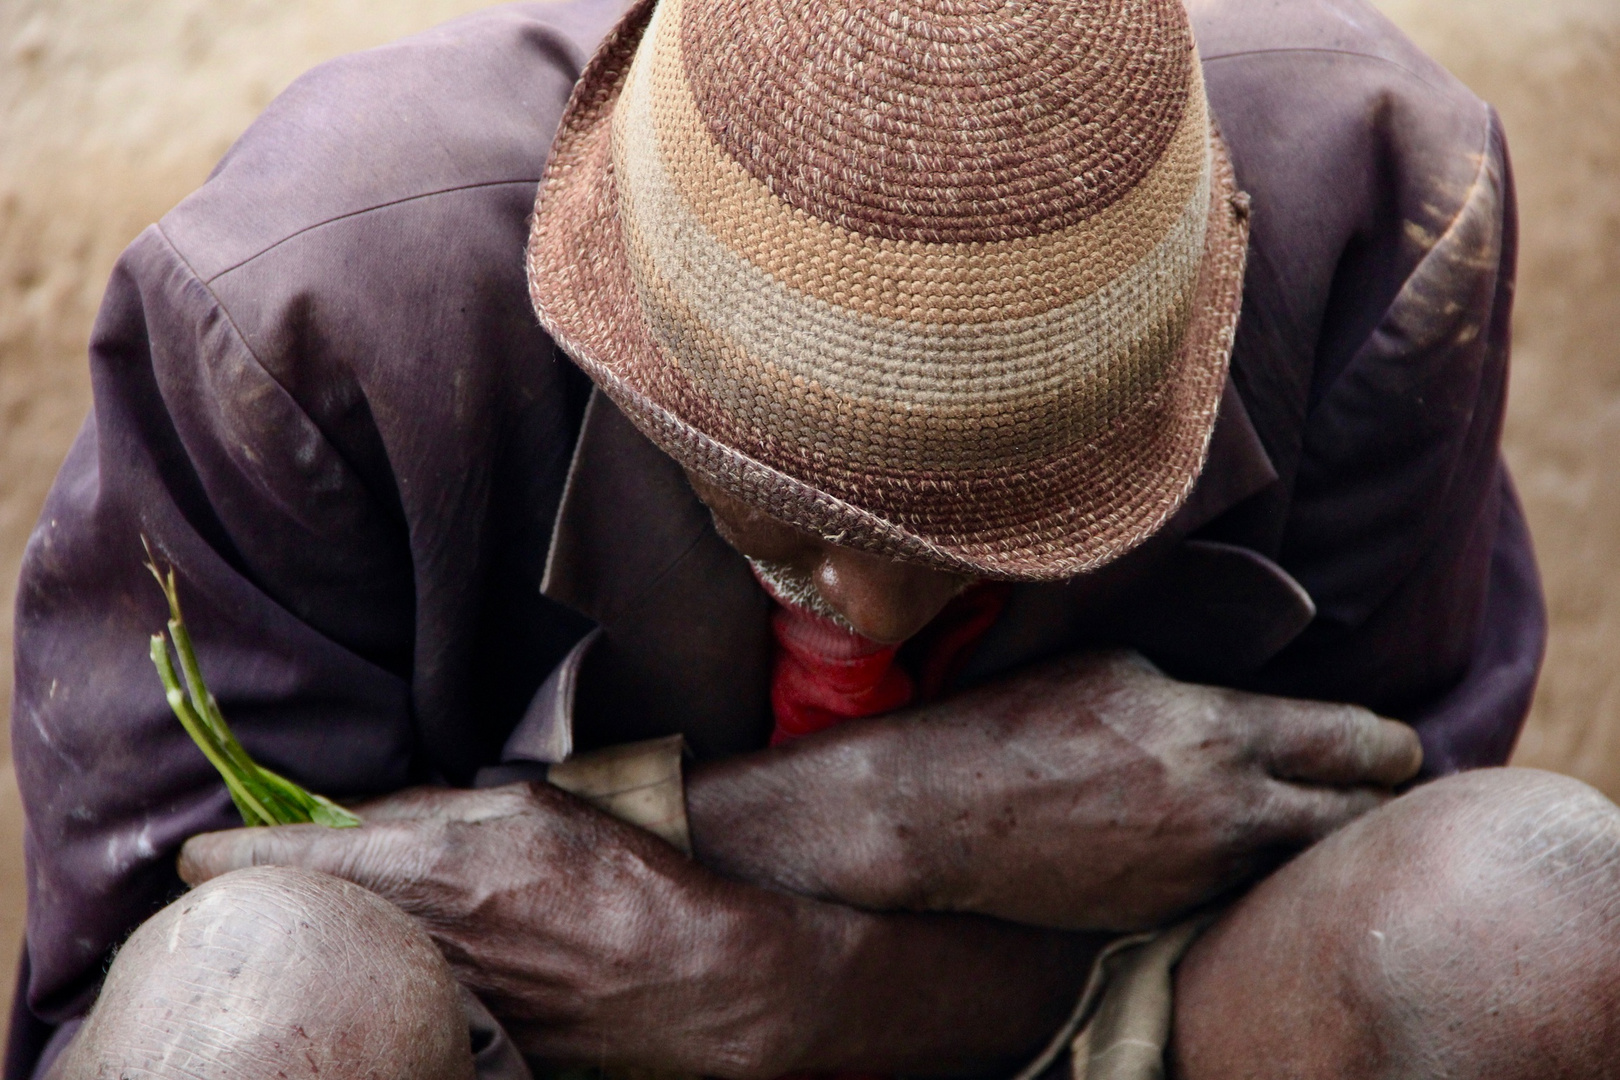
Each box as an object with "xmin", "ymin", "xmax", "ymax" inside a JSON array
[{"xmin": 527, "ymin": 0, "xmax": 1251, "ymax": 580}]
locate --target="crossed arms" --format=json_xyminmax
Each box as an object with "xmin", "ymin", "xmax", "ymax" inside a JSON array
[{"xmin": 181, "ymin": 650, "xmax": 1420, "ymax": 1078}]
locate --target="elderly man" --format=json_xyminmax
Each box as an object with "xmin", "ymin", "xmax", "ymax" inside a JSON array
[{"xmin": 12, "ymin": 0, "xmax": 1619, "ymax": 1077}]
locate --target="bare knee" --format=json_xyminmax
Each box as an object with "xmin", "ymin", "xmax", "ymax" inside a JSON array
[
  {"xmin": 49, "ymin": 865, "xmax": 475, "ymax": 1080},
  {"xmin": 1173, "ymin": 768, "xmax": 1620, "ymax": 1079}
]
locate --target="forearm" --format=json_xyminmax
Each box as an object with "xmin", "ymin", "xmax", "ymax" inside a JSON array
[
  {"xmin": 688, "ymin": 652, "xmax": 1420, "ymax": 931},
  {"xmin": 687, "ymin": 724, "xmax": 926, "ymax": 909},
  {"xmin": 505, "ymin": 781, "xmax": 1099, "ymax": 1078},
  {"xmin": 686, "ymin": 677, "xmax": 1063, "ymax": 916},
  {"xmin": 678, "ymin": 732, "xmax": 1104, "ymax": 1077},
  {"xmin": 751, "ymin": 894, "xmax": 1100, "ymax": 1077}
]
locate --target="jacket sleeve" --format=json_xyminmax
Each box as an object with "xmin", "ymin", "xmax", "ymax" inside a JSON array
[
  {"xmin": 8, "ymin": 0, "xmax": 621, "ymax": 1043},
  {"xmin": 12, "ymin": 228, "xmax": 421, "ymax": 1026},
  {"xmin": 1191, "ymin": 0, "xmax": 1544, "ymax": 772},
  {"xmin": 1251, "ymin": 111, "xmax": 1544, "ymax": 772}
]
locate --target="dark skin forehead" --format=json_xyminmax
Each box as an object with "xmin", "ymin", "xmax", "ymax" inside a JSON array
[{"xmin": 682, "ymin": 469, "xmax": 973, "ymax": 645}]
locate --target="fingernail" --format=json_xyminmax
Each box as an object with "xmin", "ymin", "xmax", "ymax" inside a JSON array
[{"xmin": 176, "ymin": 839, "xmax": 215, "ymax": 886}]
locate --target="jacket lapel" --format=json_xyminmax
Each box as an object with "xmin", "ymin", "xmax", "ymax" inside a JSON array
[
  {"xmin": 960, "ymin": 377, "xmax": 1311, "ymax": 686},
  {"xmin": 540, "ymin": 377, "xmax": 1308, "ymax": 758},
  {"xmin": 540, "ymin": 389, "xmax": 773, "ymax": 760}
]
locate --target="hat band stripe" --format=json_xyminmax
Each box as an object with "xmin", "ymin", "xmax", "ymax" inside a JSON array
[
  {"xmin": 617, "ymin": 114, "xmax": 1209, "ymax": 393},
  {"xmin": 617, "ymin": 163, "xmax": 1206, "ymax": 466},
  {"xmin": 613, "ymin": 26, "xmax": 1210, "ymax": 468},
  {"xmin": 626, "ymin": 0, "xmax": 1212, "ymax": 326}
]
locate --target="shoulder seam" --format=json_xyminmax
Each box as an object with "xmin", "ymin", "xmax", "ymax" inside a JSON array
[
  {"xmin": 152, "ymin": 221, "xmax": 281, "ymax": 384},
  {"xmin": 1202, "ymin": 47, "xmax": 1446, "ymax": 95},
  {"xmin": 1308, "ymin": 98, "xmax": 1497, "ymax": 414},
  {"xmin": 191, "ymin": 177, "xmax": 541, "ymax": 286},
  {"xmin": 149, "ymin": 219, "xmax": 384, "ymax": 514},
  {"xmin": 150, "ymin": 221, "xmax": 353, "ymax": 471}
]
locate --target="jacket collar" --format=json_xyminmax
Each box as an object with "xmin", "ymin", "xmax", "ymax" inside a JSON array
[
  {"xmin": 1168, "ymin": 372, "xmax": 1277, "ymax": 536},
  {"xmin": 539, "ymin": 378, "xmax": 1281, "ymax": 752},
  {"xmin": 539, "ymin": 389, "xmax": 774, "ymax": 758},
  {"xmin": 541, "ymin": 388, "xmax": 718, "ymax": 626}
]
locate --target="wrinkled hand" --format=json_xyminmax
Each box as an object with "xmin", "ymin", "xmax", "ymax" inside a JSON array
[
  {"xmin": 179, "ymin": 783, "xmax": 809, "ymax": 1077},
  {"xmin": 688, "ymin": 650, "xmax": 1422, "ymax": 932}
]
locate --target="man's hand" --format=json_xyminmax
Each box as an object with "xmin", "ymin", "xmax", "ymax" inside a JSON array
[
  {"xmin": 687, "ymin": 650, "xmax": 1423, "ymax": 932},
  {"xmin": 180, "ymin": 783, "xmax": 819, "ymax": 1076},
  {"xmin": 179, "ymin": 782, "xmax": 1100, "ymax": 1079}
]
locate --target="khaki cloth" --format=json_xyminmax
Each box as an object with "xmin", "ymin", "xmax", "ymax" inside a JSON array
[{"xmin": 1014, "ymin": 922, "xmax": 1207, "ymax": 1080}]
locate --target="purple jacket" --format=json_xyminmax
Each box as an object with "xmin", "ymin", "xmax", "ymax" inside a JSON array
[{"xmin": 7, "ymin": 0, "xmax": 1541, "ymax": 1072}]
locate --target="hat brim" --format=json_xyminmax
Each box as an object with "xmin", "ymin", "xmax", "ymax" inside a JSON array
[{"xmin": 527, "ymin": 0, "xmax": 1251, "ymax": 581}]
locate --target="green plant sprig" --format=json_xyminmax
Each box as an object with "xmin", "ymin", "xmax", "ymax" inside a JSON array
[{"xmin": 144, "ymin": 543, "xmax": 360, "ymax": 829}]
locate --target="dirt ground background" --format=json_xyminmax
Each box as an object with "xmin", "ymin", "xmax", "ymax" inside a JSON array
[{"xmin": 1, "ymin": 0, "xmax": 1617, "ymax": 1024}]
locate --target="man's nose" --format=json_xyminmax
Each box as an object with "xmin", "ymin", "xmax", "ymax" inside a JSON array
[{"xmin": 812, "ymin": 546, "xmax": 964, "ymax": 644}]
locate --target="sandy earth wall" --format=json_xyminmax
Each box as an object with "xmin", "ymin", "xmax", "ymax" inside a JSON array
[{"xmin": 1, "ymin": 0, "xmax": 1617, "ymax": 1025}]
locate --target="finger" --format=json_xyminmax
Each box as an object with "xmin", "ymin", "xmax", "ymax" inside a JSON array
[
  {"xmin": 1252, "ymin": 699, "xmax": 1423, "ymax": 787},
  {"xmin": 344, "ymin": 786, "xmax": 453, "ymax": 822},
  {"xmin": 178, "ymin": 822, "xmax": 379, "ymax": 887},
  {"xmin": 351, "ymin": 783, "xmax": 535, "ymax": 824},
  {"xmin": 1251, "ymin": 779, "xmax": 1391, "ymax": 849}
]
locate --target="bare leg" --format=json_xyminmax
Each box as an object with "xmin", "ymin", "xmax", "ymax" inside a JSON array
[
  {"xmin": 47, "ymin": 866, "xmax": 477, "ymax": 1080},
  {"xmin": 1173, "ymin": 767, "xmax": 1620, "ymax": 1079}
]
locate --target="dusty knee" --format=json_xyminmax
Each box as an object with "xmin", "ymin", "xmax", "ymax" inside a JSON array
[
  {"xmin": 1176, "ymin": 768, "xmax": 1620, "ymax": 1078},
  {"xmin": 1367, "ymin": 767, "xmax": 1620, "ymax": 933},
  {"xmin": 1351, "ymin": 769, "xmax": 1620, "ymax": 1071},
  {"xmin": 51, "ymin": 866, "xmax": 474, "ymax": 1080}
]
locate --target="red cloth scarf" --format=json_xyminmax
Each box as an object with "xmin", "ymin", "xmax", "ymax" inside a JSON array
[
  {"xmin": 758, "ymin": 576, "xmax": 1010, "ymax": 1080},
  {"xmin": 767, "ymin": 582, "xmax": 1012, "ymax": 744}
]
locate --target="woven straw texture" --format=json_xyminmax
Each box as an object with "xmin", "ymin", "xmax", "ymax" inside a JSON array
[{"xmin": 528, "ymin": 0, "xmax": 1251, "ymax": 580}]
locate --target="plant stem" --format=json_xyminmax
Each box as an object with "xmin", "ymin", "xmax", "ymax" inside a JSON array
[
  {"xmin": 143, "ymin": 542, "xmax": 360, "ymax": 829},
  {"xmin": 150, "ymin": 635, "xmax": 273, "ymax": 826}
]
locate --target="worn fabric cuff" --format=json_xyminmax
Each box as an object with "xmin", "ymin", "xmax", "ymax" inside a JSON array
[
  {"xmin": 1012, "ymin": 917, "xmax": 1209, "ymax": 1080},
  {"xmin": 546, "ymin": 734, "xmax": 692, "ymax": 855}
]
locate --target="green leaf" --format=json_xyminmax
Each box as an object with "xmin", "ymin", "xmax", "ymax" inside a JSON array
[
  {"xmin": 309, "ymin": 797, "xmax": 364, "ymax": 829},
  {"xmin": 150, "ymin": 634, "xmax": 275, "ymax": 827},
  {"xmin": 144, "ymin": 541, "xmax": 361, "ymax": 830}
]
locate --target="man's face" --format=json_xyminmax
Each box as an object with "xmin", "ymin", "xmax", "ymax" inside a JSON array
[{"xmin": 684, "ymin": 470, "xmax": 974, "ymax": 644}]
